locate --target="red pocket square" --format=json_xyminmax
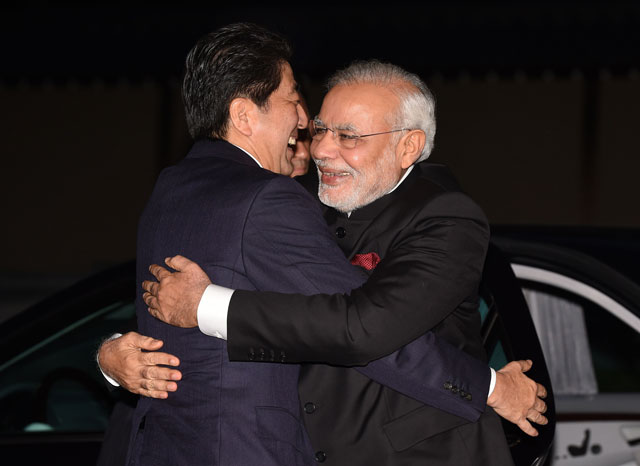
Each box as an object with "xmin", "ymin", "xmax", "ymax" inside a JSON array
[{"xmin": 350, "ymin": 252, "xmax": 381, "ymax": 270}]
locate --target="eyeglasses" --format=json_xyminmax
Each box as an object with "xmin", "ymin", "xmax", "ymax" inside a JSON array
[{"xmin": 310, "ymin": 117, "xmax": 410, "ymax": 149}]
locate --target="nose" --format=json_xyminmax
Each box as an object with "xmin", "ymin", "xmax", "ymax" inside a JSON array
[
  {"xmin": 311, "ymin": 128, "xmax": 339, "ymax": 162},
  {"xmin": 296, "ymin": 103, "xmax": 309, "ymax": 130}
]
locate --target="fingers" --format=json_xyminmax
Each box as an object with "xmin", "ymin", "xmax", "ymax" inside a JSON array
[
  {"xmin": 517, "ymin": 418, "xmax": 539, "ymax": 437},
  {"xmin": 131, "ymin": 352, "xmax": 182, "ymax": 399},
  {"xmin": 165, "ymin": 255, "xmax": 193, "ymax": 272},
  {"xmin": 511, "ymin": 359, "xmax": 533, "ymax": 372},
  {"xmin": 141, "ymin": 351, "xmax": 180, "ymax": 368},
  {"xmin": 533, "ymin": 397, "xmax": 547, "ymax": 414},
  {"xmin": 143, "ymin": 292, "xmax": 159, "ymax": 310},
  {"xmin": 141, "ymin": 280, "xmax": 159, "ymax": 296},
  {"xmin": 526, "ymin": 409, "xmax": 548, "ymax": 426},
  {"xmin": 132, "ymin": 380, "xmax": 173, "ymax": 400},
  {"xmin": 537, "ymin": 383, "xmax": 547, "ymax": 399},
  {"xmin": 141, "ymin": 377, "xmax": 178, "ymax": 393},
  {"xmin": 139, "ymin": 389, "xmax": 170, "ymax": 400},
  {"xmin": 149, "ymin": 264, "xmax": 172, "ymax": 280},
  {"xmin": 141, "ymin": 365, "xmax": 182, "ymax": 384},
  {"xmin": 130, "ymin": 332, "xmax": 164, "ymax": 351},
  {"xmin": 147, "ymin": 304, "xmax": 159, "ymax": 321}
]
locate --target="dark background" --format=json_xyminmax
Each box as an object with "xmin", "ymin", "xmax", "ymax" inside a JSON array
[{"xmin": 2, "ymin": 2, "xmax": 640, "ymax": 318}]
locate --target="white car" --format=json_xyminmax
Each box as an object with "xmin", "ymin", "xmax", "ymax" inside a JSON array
[{"xmin": 493, "ymin": 227, "xmax": 640, "ymax": 466}]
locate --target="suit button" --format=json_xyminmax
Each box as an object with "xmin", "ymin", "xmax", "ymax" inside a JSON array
[
  {"xmin": 335, "ymin": 227, "xmax": 346, "ymax": 238},
  {"xmin": 465, "ymin": 393, "xmax": 472, "ymax": 401},
  {"xmin": 258, "ymin": 348, "xmax": 265, "ymax": 361},
  {"xmin": 451, "ymin": 385, "xmax": 459, "ymax": 394},
  {"xmin": 269, "ymin": 349, "xmax": 275, "ymax": 362},
  {"xmin": 279, "ymin": 351, "xmax": 286, "ymax": 362},
  {"xmin": 248, "ymin": 348, "xmax": 255, "ymax": 361},
  {"xmin": 315, "ymin": 451, "xmax": 327, "ymax": 462},
  {"xmin": 304, "ymin": 402, "xmax": 316, "ymax": 414},
  {"xmin": 443, "ymin": 381, "xmax": 452, "ymax": 390}
]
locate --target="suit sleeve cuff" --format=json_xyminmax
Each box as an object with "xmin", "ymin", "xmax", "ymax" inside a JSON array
[
  {"xmin": 487, "ymin": 367, "xmax": 496, "ymax": 399},
  {"xmin": 197, "ymin": 284, "xmax": 233, "ymax": 340},
  {"xmin": 98, "ymin": 333, "xmax": 122, "ymax": 387}
]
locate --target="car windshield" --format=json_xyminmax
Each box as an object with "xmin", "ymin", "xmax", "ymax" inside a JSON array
[{"xmin": 0, "ymin": 301, "xmax": 135, "ymax": 434}]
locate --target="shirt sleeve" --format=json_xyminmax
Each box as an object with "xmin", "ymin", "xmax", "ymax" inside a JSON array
[
  {"xmin": 228, "ymin": 208, "xmax": 489, "ymax": 366},
  {"xmin": 197, "ymin": 284, "xmax": 233, "ymax": 339},
  {"xmin": 226, "ymin": 179, "xmax": 495, "ymax": 418},
  {"xmin": 196, "ymin": 284, "xmax": 497, "ymax": 401},
  {"xmin": 97, "ymin": 333, "xmax": 123, "ymax": 387}
]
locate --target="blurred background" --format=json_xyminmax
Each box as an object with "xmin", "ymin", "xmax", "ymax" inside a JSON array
[{"xmin": 2, "ymin": 1, "xmax": 639, "ymax": 319}]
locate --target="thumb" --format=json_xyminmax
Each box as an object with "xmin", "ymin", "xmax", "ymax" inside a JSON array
[
  {"xmin": 513, "ymin": 359, "xmax": 533, "ymax": 373},
  {"xmin": 133, "ymin": 334, "xmax": 164, "ymax": 351},
  {"xmin": 165, "ymin": 254, "xmax": 193, "ymax": 272}
]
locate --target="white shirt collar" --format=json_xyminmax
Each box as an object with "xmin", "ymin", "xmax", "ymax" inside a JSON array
[
  {"xmin": 388, "ymin": 165, "xmax": 415, "ymax": 194},
  {"xmin": 230, "ymin": 143, "xmax": 263, "ymax": 168}
]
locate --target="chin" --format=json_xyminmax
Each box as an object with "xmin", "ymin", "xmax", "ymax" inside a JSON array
[{"xmin": 319, "ymin": 188, "xmax": 356, "ymax": 213}]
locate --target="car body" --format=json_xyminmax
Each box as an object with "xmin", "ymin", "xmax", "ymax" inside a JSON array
[
  {"xmin": 0, "ymin": 233, "xmax": 569, "ymax": 466},
  {"xmin": 492, "ymin": 226, "xmax": 640, "ymax": 466},
  {"xmin": 0, "ymin": 262, "xmax": 137, "ymax": 465}
]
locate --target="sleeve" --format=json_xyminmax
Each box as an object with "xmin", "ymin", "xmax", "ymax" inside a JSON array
[
  {"xmin": 197, "ymin": 283, "xmax": 234, "ymax": 339},
  {"xmin": 229, "ymin": 192, "xmax": 490, "ymax": 365},
  {"xmin": 228, "ymin": 183, "xmax": 492, "ymax": 418},
  {"xmin": 97, "ymin": 333, "xmax": 123, "ymax": 387}
]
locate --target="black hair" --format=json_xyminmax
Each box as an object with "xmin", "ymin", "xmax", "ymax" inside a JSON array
[{"xmin": 182, "ymin": 22, "xmax": 292, "ymax": 140}]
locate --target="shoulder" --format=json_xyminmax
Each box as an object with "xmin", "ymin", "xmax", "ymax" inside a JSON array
[
  {"xmin": 412, "ymin": 163, "xmax": 488, "ymax": 224},
  {"xmin": 250, "ymin": 173, "xmax": 321, "ymax": 210},
  {"xmin": 245, "ymin": 174, "xmax": 326, "ymax": 229}
]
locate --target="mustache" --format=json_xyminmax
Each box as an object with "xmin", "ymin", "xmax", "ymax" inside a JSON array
[{"xmin": 314, "ymin": 159, "xmax": 357, "ymax": 176}]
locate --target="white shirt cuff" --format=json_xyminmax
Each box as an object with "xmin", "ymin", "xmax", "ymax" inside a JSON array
[
  {"xmin": 487, "ymin": 367, "xmax": 496, "ymax": 399},
  {"xmin": 98, "ymin": 333, "xmax": 122, "ymax": 387},
  {"xmin": 197, "ymin": 284, "xmax": 233, "ymax": 340}
]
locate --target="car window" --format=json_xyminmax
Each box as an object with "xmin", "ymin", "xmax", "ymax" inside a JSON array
[
  {"xmin": 0, "ymin": 301, "xmax": 135, "ymax": 435},
  {"xmin": 523, "ymin": 286, "xmax": 640, "ymax": 394}
]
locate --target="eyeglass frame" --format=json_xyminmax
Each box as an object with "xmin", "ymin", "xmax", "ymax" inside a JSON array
[{"xmin": 310, "ymin": 117, "xmax": 412, "ymax": 149}]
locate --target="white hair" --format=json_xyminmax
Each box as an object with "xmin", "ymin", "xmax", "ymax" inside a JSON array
[{"xmin": 327, "ymin": 60, "xmax": 436, "ymax": 162}]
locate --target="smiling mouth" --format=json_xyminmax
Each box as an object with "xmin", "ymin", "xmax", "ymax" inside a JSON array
[
  {"xmin": 288, "ymin": 136, "xmax": 296, "ymax": 147},
  {"xmin": 320, "ymin": 170, "xmax": 351, "ymax": 177},
  {"xmin": 318, "ymin": 168, "xmax": 353, "ymax": 186}
]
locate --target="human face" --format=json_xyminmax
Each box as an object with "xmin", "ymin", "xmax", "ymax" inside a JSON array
[
  {"xmin": 289, "ymin": 94, "xmax": 312, "ymax": 177},
  {"xmin": 251, "ymin": 62, "xmax": 308, "ymax": 175},
  {"xmin": 312, "ymin": 83, "xmax": 406, "ymax": 212},
  {"xmin": 290, "ymin": 126, "xmax": 312, "ymax": 177}
]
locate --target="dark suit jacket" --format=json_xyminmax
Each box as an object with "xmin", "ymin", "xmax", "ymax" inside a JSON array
[
  {"xmin": 125, "ymin": 140, "xmax": 491, "ymax": 466},
  {"xmin": 228, "ymin": 163, "xmax": 514, "ymax": 465},
  {"xmin": 128, "ymin": 139, "xmax": 363, "ymax": 466}
]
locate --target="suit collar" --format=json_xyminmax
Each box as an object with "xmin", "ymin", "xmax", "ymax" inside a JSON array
[
  {"xmin": 325, "ymin": 162, "xmax": 460, "ymax": 222},
  {"xmin": 324, "ymin": 162, "xmax": 459, "ymax": 256},
  {"xmin": 330, "ymin": 166, "xmax": 422, "ymax": 222},
  {"xmin": 186, "ymin": 138, "xmax": 261, "ymax": 169}
]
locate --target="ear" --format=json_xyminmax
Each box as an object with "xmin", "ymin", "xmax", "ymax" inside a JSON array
[
  {"xmin": 396, "ymin": 129, "xmax": 426, "ymax": 169},
  {"xmin": 228, "ymin": 97, "xmax": 254, "ymax": 136}
]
